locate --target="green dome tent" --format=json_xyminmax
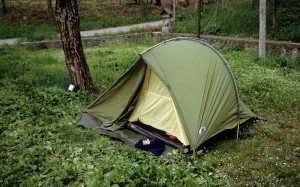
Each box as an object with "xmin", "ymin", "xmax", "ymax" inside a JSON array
[{"xmin": 77, "ymin": 37, "xmax": 257, "ymax": 150}]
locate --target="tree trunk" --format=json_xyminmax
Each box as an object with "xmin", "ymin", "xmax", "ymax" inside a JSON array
[
  {"xmin": 185, "ymin": 0, "xmax": 190, "ymax": 7},
  {"xmin": 259, "ymin": 0, "xmax": 266, "ymax": 58},
  {"xmin": 155, "ymin": 0, "xmax": 161, "ymax": 6},
  {"xmin": 1, "ymin": 0, "xmax": 6, "ymax": 15},
  {"xmin": 252, "ymin": 0, "xmax": 255, "ymax": 9},
  {"xmin": 55, "ymin": 0, "xmax": 96, "ymax": 92},
  {"xmin": 47, "ymin": 0, "xmax": 55, "ymax": 24},
  {"xmin": 140, "ymin": 0, "xmax": 148, "ymax": 15},
  {"xmin": 173, "ymin": 0, "xmax": 176, "ymax": 24},
  {"xmin": 282, "ymin": 0, "xmax": 286, "ymax": 9},
  {"xmin": 197, "ymin": 0, "xmax": 203, "ymax": 38},
  {"xmin": 272, "ymin": 0, "xmax": 278, "ymax": 28},
  {"xmin": 140, "ymin": 0, "xmax": 144, "ymax": 13}
]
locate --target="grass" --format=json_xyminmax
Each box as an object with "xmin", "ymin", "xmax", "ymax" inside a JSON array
[{"xmin": 1, "ymin": 38, "xmax": 300, "ymax": 186}]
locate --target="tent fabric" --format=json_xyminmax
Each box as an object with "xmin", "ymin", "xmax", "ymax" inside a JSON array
[
  {"xmin": 75, "ymin": 114, "xmax": 175, "ymax": 156},
  {"xmin": 129, "ymin": 67, "xmax": 189, "ymax": 146},
  {"xmin": 126, "ymin": 122, "xmax": 185, "ymax": 148},
  {"xmin": 140, "ymin": 38, "xmax": 256, "ymax": 149},
  {"xmin": 77, "ymin": 37, "xmax": 257, "ymax": 150},
  {"xmin": 84, "ymin": 58, "xmax": 146, "ymax": 131}
]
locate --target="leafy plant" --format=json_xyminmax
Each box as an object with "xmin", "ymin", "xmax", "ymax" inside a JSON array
[{"xmin": 1, "ymin": 39, "xmax": 300, "ymax": 186}]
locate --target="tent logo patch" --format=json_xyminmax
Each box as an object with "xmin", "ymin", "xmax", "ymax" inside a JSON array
[{"xmin": 199, "ymin": 127, "xmax": 206, "ymax": 135}]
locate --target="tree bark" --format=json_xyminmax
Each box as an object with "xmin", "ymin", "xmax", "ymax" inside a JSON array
[
  {"xmin": 47, "ymin": 0, "xmax": 55, "ymax": 24},
  {"xmin": 55, "ymin": 0, "xmax": 96, "ymax": 92},
  {"xmin": 1, "ymin": 0, "xmax": 6, "ymax": 15},
  {"xmin": 197, "ymin": 0, "xmax": 203, "ymax": 38},
  {"xmin": 259, "ymin": 0, "xmax": 266, "ymax": 58}
]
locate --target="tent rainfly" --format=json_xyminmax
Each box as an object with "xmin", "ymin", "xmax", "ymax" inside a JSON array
[{"xmin": 76, "ymin": 37, "xmax": 257, "ymax": 150}]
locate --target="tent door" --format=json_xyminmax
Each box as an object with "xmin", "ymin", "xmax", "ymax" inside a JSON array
[{"xmin": 129, "ymin": 67, "xmax": 189, "ymax": 146}]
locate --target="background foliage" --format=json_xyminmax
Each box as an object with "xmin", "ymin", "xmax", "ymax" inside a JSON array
[
  {"xmin": 0, "ymin": 0, "xmax": 299, "ymax": 41},
  {"xmin": 172, "ymin": 0, "xmax": 300, "ymax": 41}
]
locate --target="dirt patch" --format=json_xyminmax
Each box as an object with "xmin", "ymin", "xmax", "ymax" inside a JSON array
[
  {"xmin": 79, "ymin": 3, "xmax": 163, "ymax": 18},
  {"xmin": 1, "ymin": 3, "xmax": 49, "ymax": 25}
]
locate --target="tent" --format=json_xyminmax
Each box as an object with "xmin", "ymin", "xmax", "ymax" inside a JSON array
[{"xmin": 77, "ymin": 37, "xmax": 257, "ymax": 150}]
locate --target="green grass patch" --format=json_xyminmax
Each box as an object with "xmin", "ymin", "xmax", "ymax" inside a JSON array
[
  {"xmin": 0, "ymin": 23, "xmax": 59, "ymax": 40},
  {"xmin": 0, "ymin": 39, "xmax": 299, "ymax": 186}
]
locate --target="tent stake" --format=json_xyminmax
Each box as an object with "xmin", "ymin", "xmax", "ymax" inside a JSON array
[
  {"xmin": 192, "ymin": 149, "xmax": 196, "ymax": 159},
  {"xmin": 236, "ymin": 119, "xmax": 240, "ymax": 141}
]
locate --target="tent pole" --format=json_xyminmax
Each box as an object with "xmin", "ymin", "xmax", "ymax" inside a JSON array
[
  {"xmin": 236, "ymin": 97, "xmax": 241, "ymax": 141},
  {"xmin": 207, "ymin": 38, "xmax": 242, "ymax": 141}
]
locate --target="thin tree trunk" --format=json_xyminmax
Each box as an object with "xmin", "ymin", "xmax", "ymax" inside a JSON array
[
  {"xmin": 282, "ymin": 0, "xmax": 286, "ymax": 8},
  {"xmin": 47, "ymin": 0, "xmax": 55, "ymax": 24},
  {"xmin": 2, "ymin": 0, "xmax": 6, "ymax": 15},
  {"xmin": 185, "ymin": 0, "xmax": 189, "ymax": 7},
  {"xmin": 259, "ymin": 0, "xmax": 266, "ymax": 58},
  {"xmin": 56, "ymin": 0, "xmax": 96, "ymax": 92},
  {"xmin": 173, "ymin": 0, "xmax": 176, "ymax": 24},
  {"xmin": 272, "ymin": 0, "xmax": 278, "ymax": 28},
  {"xmin": 197, "ymin": 0, "xmax": 203, "ymax": 38},
  {"xmin": 155, "ymin": 0, "xmax": 161, "ymax": 6},
  {"xmin": 195, "ymin": 0, "xmax": 198, "ymax": 10},
  {"xmin": 140, "ymin": 0, "xmax": 147, "ymax": 15}
]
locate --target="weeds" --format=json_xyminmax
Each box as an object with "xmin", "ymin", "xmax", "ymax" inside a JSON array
[{"xmin": 0, "ymin": 39, "xmax": 300, "ymax": 186}]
